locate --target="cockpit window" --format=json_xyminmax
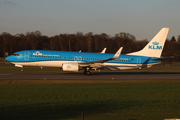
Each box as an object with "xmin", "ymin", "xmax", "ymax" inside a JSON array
[{"xmin": 13, "ymin": 54, "xmax": 19, "ymax": 56}]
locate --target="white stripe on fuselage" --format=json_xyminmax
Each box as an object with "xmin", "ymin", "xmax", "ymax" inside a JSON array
[
  {"xmin": 12, "ymin": 61, "xmax": 161, "ymax": 70},
  {"xmin": 12, "ymin": 61, "xmax": 74, "ymax": 67}
]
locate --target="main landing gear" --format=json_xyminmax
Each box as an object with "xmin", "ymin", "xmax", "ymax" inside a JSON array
[
  {"xmin": 84, "ymin": 70, "xmax": 91, "ymax": 75},
  {"xmin": 84, "ymin": 68, "xmax": 91, "ymax": 75}
]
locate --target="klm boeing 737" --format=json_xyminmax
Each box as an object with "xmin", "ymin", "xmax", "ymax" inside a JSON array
[{"xmin": 5, "ymin": 28, "xmax": 169, "ymax": 75}]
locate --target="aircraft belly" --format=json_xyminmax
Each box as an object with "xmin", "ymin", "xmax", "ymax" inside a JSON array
[
  {"xmin": 102, "ymin": 63, "xmax": 137, "ymax": 70},
  {"xmin": 117, "ymin": 67, "xmax": 137, "ymax": 70},
  {"xmin": 12, "ymin": 61, "xmax": 64, "ymax": 67}
]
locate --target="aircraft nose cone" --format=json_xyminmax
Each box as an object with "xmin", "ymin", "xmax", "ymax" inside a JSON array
[{"xmin": 5, "ymin": 56, "xmax": 11, "ymax": 62}]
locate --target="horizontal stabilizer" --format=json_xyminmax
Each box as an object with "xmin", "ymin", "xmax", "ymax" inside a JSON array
[{"xmin": 150, "ymin": 56, "xmax": 174, "ymax": 60}]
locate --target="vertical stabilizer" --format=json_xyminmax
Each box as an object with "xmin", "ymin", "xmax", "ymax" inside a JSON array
[{"xmin": 127, "ymin": 28, "xmax": 169, "ymax": 57}]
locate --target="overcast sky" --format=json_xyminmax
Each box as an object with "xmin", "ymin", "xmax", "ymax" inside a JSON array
[{"xmin": 0, "ymin": 0, "xmax": 180, "ymax": 40}]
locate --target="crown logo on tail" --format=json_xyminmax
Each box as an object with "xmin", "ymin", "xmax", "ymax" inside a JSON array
[
  {"xmin": 149, "ymin": 41, "xmax": 162, "ymax": 50},
  {"xmin": 152, "ymin": 41, "xmax": 159, "ymax": 45}
]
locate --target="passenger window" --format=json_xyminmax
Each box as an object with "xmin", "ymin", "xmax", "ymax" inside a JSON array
[{"xmin": 14, "ymin": 54, "xmax": 19, "ymax": 56}]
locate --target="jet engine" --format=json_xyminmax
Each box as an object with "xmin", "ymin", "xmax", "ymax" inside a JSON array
[{"xmin": 62, "ymin": 63, "xmax": 79, "ymax": 72}]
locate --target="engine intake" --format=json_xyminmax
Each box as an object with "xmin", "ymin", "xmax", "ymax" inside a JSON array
[{"xmin": 62, "ymin": 63, "xmax": 79, "ymax": 72}]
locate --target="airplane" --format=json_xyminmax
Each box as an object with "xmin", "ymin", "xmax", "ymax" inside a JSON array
[{"xmin": 5, "ymin": 28, "xmax": 169, "ymax": 75}]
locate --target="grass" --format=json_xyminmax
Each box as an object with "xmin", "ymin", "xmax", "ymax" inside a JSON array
[
  {"xmin": 0, "ymin": 80, "xmax": 180, "ymax": 120},
  {"xmin": 1, "ymin": 63, "xmax": 180, "ymax": 119}
]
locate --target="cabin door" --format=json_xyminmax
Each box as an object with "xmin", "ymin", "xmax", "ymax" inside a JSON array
[
  {"xmin": 137, "ymin": 57, "xmax": 141, "ymax": 66},
  {"xmin": 24, "ymin": 52, "xmax": 29, "ymax": 60}
]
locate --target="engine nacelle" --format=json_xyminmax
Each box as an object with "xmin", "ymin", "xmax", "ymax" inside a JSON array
[{"xmin": 62, "ymin": 63, "xmax": 79, "ymax": 72}]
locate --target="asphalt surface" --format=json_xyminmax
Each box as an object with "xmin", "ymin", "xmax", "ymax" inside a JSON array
[{"xmin": 0, "ymin": 72, "xmax": 180, "ymax": 80}]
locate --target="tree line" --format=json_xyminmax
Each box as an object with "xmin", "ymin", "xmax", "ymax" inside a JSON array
[{"xmin": 0, "ymin": 31, "xmax": 180, "ymax": 63}]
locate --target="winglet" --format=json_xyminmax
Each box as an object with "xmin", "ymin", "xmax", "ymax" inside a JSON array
[
  {"xmin": 101, "ymin": 48, "xmax": 107, "ymax": 53},
  {"xmin": 112, "ymin": 47, "xmax": 123, "ymax": 59}
]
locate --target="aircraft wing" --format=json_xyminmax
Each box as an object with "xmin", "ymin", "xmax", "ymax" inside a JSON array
[{"xmin": 79, "ymin": 47, "xmax": 123, "ymax": 67}]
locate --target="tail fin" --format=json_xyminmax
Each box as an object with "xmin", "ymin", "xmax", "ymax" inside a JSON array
[{"xmin": 127, "ymin": 28, "xmax": 169, "ymax": 57}]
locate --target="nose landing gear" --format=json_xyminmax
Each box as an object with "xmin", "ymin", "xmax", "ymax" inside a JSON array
[{"xmin": 21, "ymin": 67, "xmax": 24, "ymax": 72}]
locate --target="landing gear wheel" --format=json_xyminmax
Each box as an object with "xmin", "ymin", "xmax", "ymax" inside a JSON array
[
  {"xmin": 84, "ymin": 67, "xmax": 91, "ymax": 75},
  {"xmin": 86, "ymin": 71, "xmax": 91, "ymax": 75},
  {"xmin": 84, "ymin": 71, "xmax": 91, "ymax": 75}
]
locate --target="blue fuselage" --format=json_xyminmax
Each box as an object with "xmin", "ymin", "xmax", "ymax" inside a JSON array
[{"xmin": 5, "ymin": 50, "xmax": 162, "ymax": 70}]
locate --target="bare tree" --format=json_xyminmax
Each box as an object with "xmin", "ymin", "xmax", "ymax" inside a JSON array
[{"xmin": 85, "ymin": 32, "xmax": 93, "ymax": 52}]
